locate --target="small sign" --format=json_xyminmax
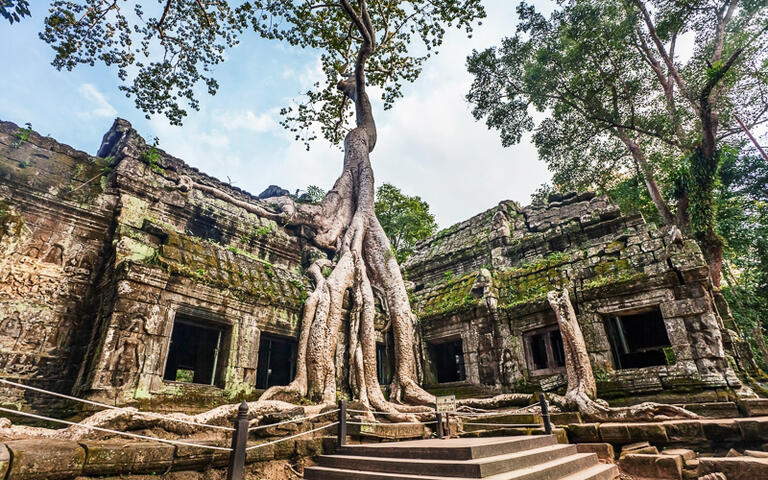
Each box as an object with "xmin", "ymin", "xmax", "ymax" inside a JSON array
[{"xmin": 436, "ymin": 395, "xmax": 456, "ymax": 413}]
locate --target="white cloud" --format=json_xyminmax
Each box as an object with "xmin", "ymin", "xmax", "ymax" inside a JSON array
[
  {"xmin": 136, "ymin": 0, "xmax": 552, "ymax": 227},
  {"xmin": 215, "ymin": 110, "xmax": 279, "ymax": 133},
  {"xmin": 77, "ymin": 83, "xmax": 117, "ymax": 119}
]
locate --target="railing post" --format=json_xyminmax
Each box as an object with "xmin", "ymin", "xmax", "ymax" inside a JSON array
[
  {"xmin": 436, "ymin": 412, "xmax": 444, "ymax": 439},
  {"xmin": 226, "ymin": 401, "xmax": 249, "ymax": 480},
  {"xmin": 540, "ymin": 392, "xmax": 552, "ymax": 435},
  {"xmin": 337, "ymin": 399, "xmax": 347, "ymax": 447}
]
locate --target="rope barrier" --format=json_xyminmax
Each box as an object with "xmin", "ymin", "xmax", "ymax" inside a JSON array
[
  {"xmin": 462, "ymin": 423, "xmax": 543, "ymax": 428},
  {"xmin": 346, "ymin": 408, "xmax": 433, "ymax": 416},
  {"xmin": 0, "ymin": 406, "xmax": 233, "ymax": 451},
  {"xmin": 247, "ymin": 409, "xmax": 340, "ymax": 432},
  {"xmin": 245, "ymin": 422, "xmax": 339, "ymax": 451},
  {"xmin": 0, "ymin": 378, "xmax": 235, "ymax": 431},
  {"xmin": 347, "ymin": 420, "xmax": 438, "ymax": 426}
]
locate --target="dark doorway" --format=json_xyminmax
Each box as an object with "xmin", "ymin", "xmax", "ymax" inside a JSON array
[
  {"xmin": 255, "ymin": 334, "xmax": 297, "ymax": 389},
  {"xmin": 524, "ymin": 325, "xmax": 566, "ymax": 375},
  {"xmin": 432, "ymin": 340, "xmax": 466, "ymax": 383},
  {"xmin": 605, "ymin": 308, "xmax": 671, "ymax": 369},
  {"xmin": 376, "ymin": 341, "xmax": 394, "ymax": 385},
  {"xmin": 163, "ymin": 318, "xmax": 227, "ymax": 386}
]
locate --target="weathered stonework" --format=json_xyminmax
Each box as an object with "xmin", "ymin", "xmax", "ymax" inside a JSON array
[
  {"xmin": 405, "ymin": 191, "xmax": 751, "ymax": 399},
  {"xmin": 0, "ymin": 118, "xmax": 756, "ymax": 416},
  {"xmin": 0, "ymin": 119, "xmax": 312, "ymax": 410}
]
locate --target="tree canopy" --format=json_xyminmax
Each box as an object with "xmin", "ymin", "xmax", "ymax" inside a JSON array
[
  {"xmin": 0, "ymin": 0, "xmax": 29, "ymax": 24},
  {"xmin": 467, "ymin": 0, "xmax": 768, "ymax": 286},
  {"xmin": 36, "ymin": 0, "xmax": 484, "ymax": 145},
  {"xmin": 374, "ymin": 183, "xmax": 437, "ymax": 262}
]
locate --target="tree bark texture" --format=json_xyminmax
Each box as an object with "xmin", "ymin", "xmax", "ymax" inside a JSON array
[{"xmin": 547, "ymin": 288, "xmax": 698, "ymax": 422}]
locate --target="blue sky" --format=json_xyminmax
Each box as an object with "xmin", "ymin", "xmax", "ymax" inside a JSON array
[{"xmin": 0, "ymin": 1, "xmax": 552, "ymax": 227}]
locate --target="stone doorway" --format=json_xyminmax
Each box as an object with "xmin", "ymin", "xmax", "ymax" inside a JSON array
[
  {"xmin": 431, "ymin": 339, "xmax": 466, "ymax": 383},
  {"xmin": 163, "ymin": 317, "xmax": 228, "ymax": 386},
  {"xmin": 255, "ymin": 334, "xmax": 297, "ymax": 389}
]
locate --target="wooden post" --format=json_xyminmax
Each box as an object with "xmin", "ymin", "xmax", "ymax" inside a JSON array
[
  {"xmin": 436, "ymin": 412, "xmax": 444, "ymax": 439},
  {"xmin": 226, "ymin": 401, "xmax": 249, "ymax": 480},
  {"xmin": 540, "ymin": 392, "xmax": 552, "ymax": 435},
  {"xmin": 338, "ymin": 399, "xmax": 347, "ymax": 447}
]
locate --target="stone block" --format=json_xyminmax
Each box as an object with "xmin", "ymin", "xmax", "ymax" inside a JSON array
[
  {"xmin": 599, "ymin": 423, "xmax": 631, "ymax": 444},
  {"xmin": 566, "ymin": 423, "xmax": 600, "ymax": 443},
  {"xmin": 274, "ymin": 439, "xmax": 296, "ymax": 459},
  {"xmin": 620, "ymin": 442, "xmax": 659, "ymax": 457},
  {"xmin": 295, "ymin": 438, "xmax": 324, "ymax": 457},
  {"xmin": 575, "ymin": 443, "xmax": 614, "ymax": 463},
  {"xmin": 245, "ymin": 442, "xmax": 276, "ymax": 463},
  {"xmin": 661, "ymin": 449, "xmax": 696, "ymax": 462},
  {"xmin": 81, "ymin": 441, "xmax": 174, "ymax": 475},
  {"xmin": 620, "ymin": 453, "xmax": 682, "ymax": 479},
  {"xmin": 6, "ymin": 439, "xmax": 85, "ymax": 480},
  {"xmin": 660, "ymin": 298, "xmax": 709, "ymax": 318},
  {"xmin": 740, "ymin": 398, "xmax": 768, "ymax": 417},
  {"xmin": 627, "ymin": 422, "xmax": 668, "ymax": 444},
  {"xmin": 699, "ymin": 457, "xmax": 768, "ymax": 480},
  {"xmin": 172, "ymin": 443, "xmax": 215, "ymax": 471},
  {"xmin": 550, "ymin": 412, "xmax": 581, "ymax": 425},
  {"xmin": 665, "ymin": 420, "xmax": 705, "ymax": 444},
  {"xmin": 702, "ymin": 419, "xmax": 743, "ymax": 443},
  {"xmin": 736, "ymin": 418, "xmax": 768, "ymax": 442}
]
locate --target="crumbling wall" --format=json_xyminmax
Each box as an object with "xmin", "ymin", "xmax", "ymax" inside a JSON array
[
  {"xmin": 406, "ymin": 191, "xmax": 745, "ymax": 399},
  {"xmin": 0, "ymin": 121, "xmax": 118, "ymax": 410}
]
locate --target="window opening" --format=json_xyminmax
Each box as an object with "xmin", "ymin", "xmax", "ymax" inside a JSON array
[
  {"xmin": 255, "ymin": 334, "xmax": 297, "ymax": 389},
  {"xmin": 524, "ymin": 325, "xmax": 566, "ymax": 375},
  {"xmin": 605, "ymin": 308, "xmax": 671, "ymax": 369},
  {"xmin": 163, "ymin": 317, "xmax": 227, "ymax": 386},
  {"xmin": 432, "ymin": 340, "xmax": 466, "ymax": 383}
]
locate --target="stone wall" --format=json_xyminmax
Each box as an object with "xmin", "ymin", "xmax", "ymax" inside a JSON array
[
  {"xmin": 0, "ymin": 118, "xmax": 756, "ymax": 415},
  {"xmin": 0, "ymin": 119, "xmax": 312, "ymax": 410},
  {"xmin": 406, "ymin": 191, "xmax": 751, "ymax": 399},
  {"xmin": 0, "ymin": 121, "xmax": 117, "ymax": 410}
]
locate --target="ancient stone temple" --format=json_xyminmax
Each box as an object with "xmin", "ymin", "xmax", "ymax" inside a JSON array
[
  {"xmin": 0, "ymin": 118, "xmax": 756, "ymax": 414},
  {"xmin": 405, "ymin": 192, "xmax": 755, "ymax": 402}
]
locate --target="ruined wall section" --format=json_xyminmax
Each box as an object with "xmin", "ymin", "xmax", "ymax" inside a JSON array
[
  {"xmin": 406, "ymin": 191, "xmax": 744, "ymax": 399},
  {"xmin": 0, "ymin": 119, "xmax": 312, "ymax": 411},
  {"xmin": 0, "ymin": 121, "xmax": 118, "ymax": 409},
  {"xmin": 77, "ymin": 119, "xmax": 310, "ymax": 406}
]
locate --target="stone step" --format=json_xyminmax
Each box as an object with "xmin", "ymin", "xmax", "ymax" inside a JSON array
[
  {"xmin": 558, "ymin": 464, "xmax": 620, "ymax": 480},
  {"xmin": 317, "ymin": 444, "xmax": 577, "ymax": 477},
  {"xmin": 304, "ymin": 453, "xmax": 601, "ymax": 480},
  {"xmin": 336, "ymin": 436, "xmax": 558, "ymax": 461}
]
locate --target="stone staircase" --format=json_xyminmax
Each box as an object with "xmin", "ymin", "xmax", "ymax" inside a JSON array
[{"xmin": 304, "ymin": 435, "xmax": 619, "ymax": 480}]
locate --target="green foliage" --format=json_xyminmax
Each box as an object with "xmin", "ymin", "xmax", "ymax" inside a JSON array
[
  {"xmin": 375, "ymin": 183, "xmax": 438, "ymax": 263},
  {"xmin": 39, "ymin": 0, "xmax": 485, "ymax": 141},
  {"xmin": 467, "ymin": 0, "xmax": 768, "ymax": 241},
  {"xmin": 717, "ymin": 153, "xmax": 768, "ymax": 366},
  {"xmin": 11, "ymin": 122, "xmax": 32, "ymax": 148},
  {"xmin": 301, "ymin": 185, "xmax": 326, "ymax": 204},
  {"xmin": 0, "ymin": 0, "xmax": 29, "ymax": 24},
  {"xmin": 140, "ymin": 138, "xmax": 164, "ymax": 174}
]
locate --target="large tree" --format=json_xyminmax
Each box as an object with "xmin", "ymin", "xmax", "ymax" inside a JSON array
[
  {"xmin": 29, "ymin": 0, "xmax": 484, "ymax": 418},
  {"xmin": 466, "ymin": 0, "xmax": 768, "ymax": 287}
]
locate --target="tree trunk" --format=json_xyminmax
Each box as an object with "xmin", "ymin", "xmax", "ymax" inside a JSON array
[
  {"xmin": 616, "ymin": 131, "xmax": 676, "ymax": 226},
  {"xmin": 547, "ymin": 288, "xmax": 697, "ymax": 422}
]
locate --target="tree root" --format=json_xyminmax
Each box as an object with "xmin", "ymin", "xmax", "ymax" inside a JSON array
[
  {"xmin": 0, "ymin": 400, "xmax": 320, "ymax": 441},
  {"xmin": 547, "ymin": 288, "xmax": 698, "ymax": 422}
]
